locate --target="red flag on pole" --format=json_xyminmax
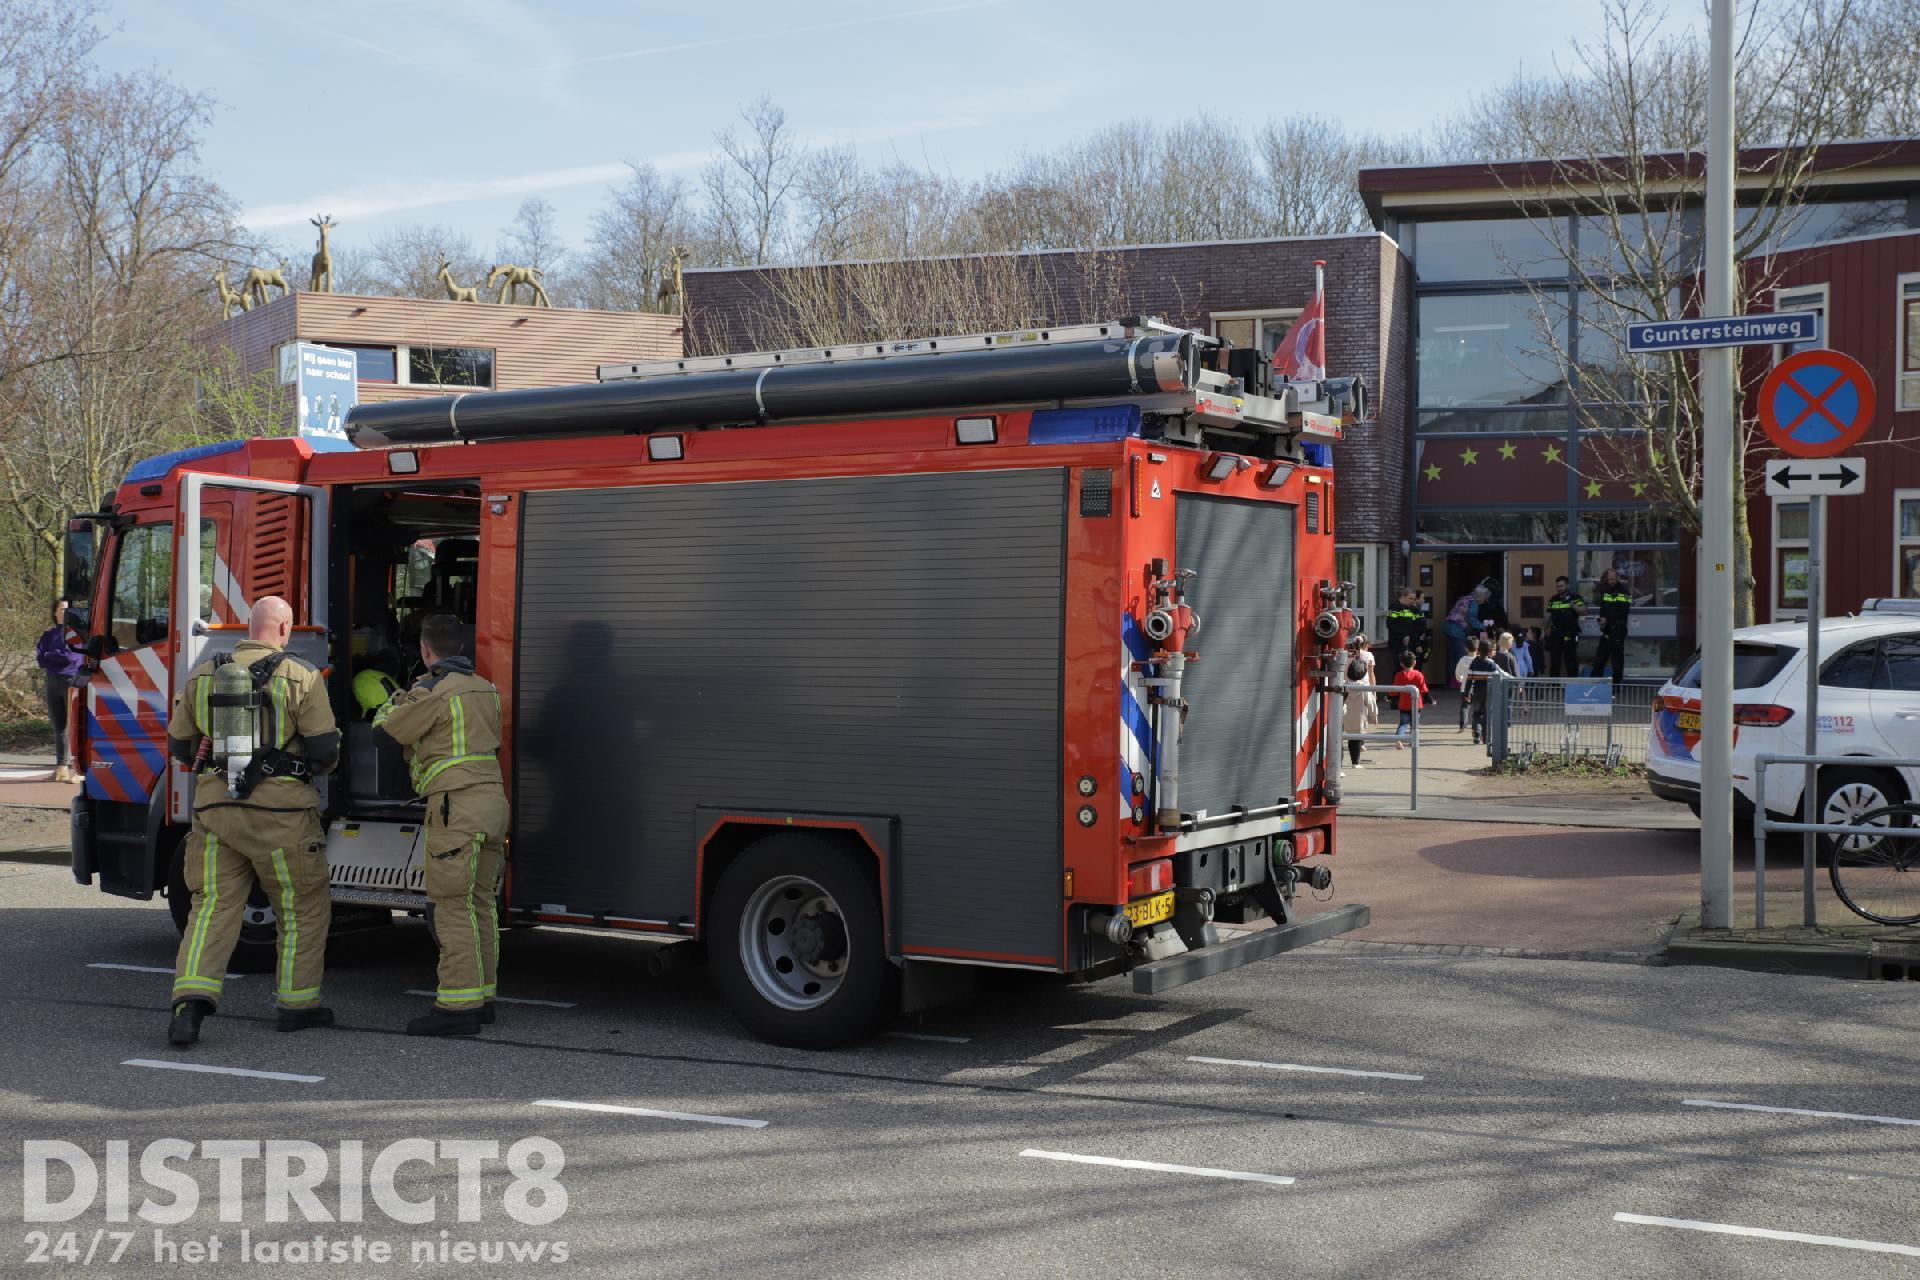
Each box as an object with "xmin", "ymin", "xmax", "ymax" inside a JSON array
[{"xmin": 1272, "ymin": 260, "xmax": 1327, "ymax": 381}]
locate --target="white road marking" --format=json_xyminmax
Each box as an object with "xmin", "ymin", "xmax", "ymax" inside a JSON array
[
  {"xmin": 123, "ymin": 1059, "xmax": 323, "ymax": 1084},
  {"xmin": 1614, "ymin": 1213, "xmax": 1920, "ymax": 1257},
  {"xmin": 90, "ymin": 963, "xmax": 244, "ymax": 978},
  {"xmin": 533, "ymin": 1099, "xmax": 766, "ymax": 1129},
  {"xmin": 884, "ymin": 1031, "xmax": 972, "ymax": 1044},
  {"xmin": 1682, "ymin": 1098, "xmax": 1920, "ymax": 1128},
  {"xmin": 1188, "ymin": 1055, "xmax": 1424, "ymax": 1082},
  {"xmin": 1020, "ymin": 1149, "xmax": 1294, "ymax": 1186},
  {"xmin": 404, "ymin": 990, "xmax": 576, "ymax": 1008}
]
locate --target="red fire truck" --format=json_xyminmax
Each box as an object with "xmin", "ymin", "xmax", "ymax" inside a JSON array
[{"xmin": 64, "ymin": 318, "xmax": 1369, "ymax": 1047}]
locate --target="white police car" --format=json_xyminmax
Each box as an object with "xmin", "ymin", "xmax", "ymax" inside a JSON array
[{"xmin": 1648, "ymin": 600, "xmax": 1920, "ymax": 824}]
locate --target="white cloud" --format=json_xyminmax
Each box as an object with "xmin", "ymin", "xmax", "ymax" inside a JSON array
[
  {"xmin": 241, "ymin": 160, "xmax": 652, "ymax": 230},
  {"xmin": 556, "ymin": 0, "xmax": 1004, "ymax": 69}
]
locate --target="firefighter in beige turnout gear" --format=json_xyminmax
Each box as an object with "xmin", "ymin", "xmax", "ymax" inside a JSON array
[
  {"xmin": 374, "ymin": 614, "xmax": 509, "ymax": 1036},
  {"xmin": 166, "ymin": 597, "xmax": 339, "ymax": 1046}
]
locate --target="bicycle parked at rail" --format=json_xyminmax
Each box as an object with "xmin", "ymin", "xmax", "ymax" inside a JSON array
[{"xmin": 1823, "ymin": 803, "xmax": 1920, "ymax": 925}]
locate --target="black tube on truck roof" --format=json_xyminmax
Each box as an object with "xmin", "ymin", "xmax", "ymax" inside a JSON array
[{"xmin": 344, "ymin": 332, "xmax": 1194, "ymax": 449}]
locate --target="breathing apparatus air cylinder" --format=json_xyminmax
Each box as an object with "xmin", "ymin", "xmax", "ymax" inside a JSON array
[{"xmin": 208, "ymin": 659, "xmax": 257, "ymax": 798}]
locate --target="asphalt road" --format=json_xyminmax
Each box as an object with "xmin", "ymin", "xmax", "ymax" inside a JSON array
[{"xmin": 2, "ymin": 858, "xmax": 1917, "ymax": 1278}]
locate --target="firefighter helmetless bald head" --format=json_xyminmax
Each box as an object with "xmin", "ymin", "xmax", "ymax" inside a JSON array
[{"xmin": 249, "ymin": 596, "xmax": 294, "ymax": 647}]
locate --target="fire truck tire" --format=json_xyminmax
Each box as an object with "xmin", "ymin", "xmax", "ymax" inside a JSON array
[
  {"xmin": 709, "ymin": 833, "xmax": 897, "ymax": 1049},
  {"xmin": 164, "ymin": 834, "xmax": 278, "ymax": 974}
]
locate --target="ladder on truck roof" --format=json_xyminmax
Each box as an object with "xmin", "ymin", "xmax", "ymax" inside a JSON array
[
  {"xmin": 344, "ymin": 317, "xmax": 1361, "ymax": 451},
  {"xmin": 596, "ymin": 317, "xmax": 1359, "ymax": 444}
]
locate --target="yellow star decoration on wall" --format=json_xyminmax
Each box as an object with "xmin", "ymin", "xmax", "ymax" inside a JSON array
[
  {"xmin": 1584, "ymin": 479, "xmax": 1604, "ymax": 499},
  {"xmin": 1497, "ymin": 442, "xmax": 1518, "ymax": 460},
  {"xmin": 1424, "ymin": 463, "xmax": 1443, "ymax": 482},
  {"xmin": 1630, "ymin": 481, "xmax": 1647, "ymax": 497},
  {"xmin": 1543, "ymin": 443, "xmax": 1563, "ymax": 464},
  {"xmin": 1460, "ymin": 447, "xmax": 1479, "ymax": 465}
]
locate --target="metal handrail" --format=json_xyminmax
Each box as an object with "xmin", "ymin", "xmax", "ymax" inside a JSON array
[
  {"xmin": 1752, "ymin": 752, "xmax": 1920, "ymax": 926},
  {"xmin": 1340, "ymin": 681, "xmax": 1421, "ymax": 811}
]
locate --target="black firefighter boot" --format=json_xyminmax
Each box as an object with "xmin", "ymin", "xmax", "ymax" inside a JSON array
[
  {"xmin": 167, "ymin": 998, "xmax": 213, "ymax": 1046},
  {"xmin": 479, "ymin": 1002, "xmax": 496, "ymax": 1025},
  {"xmin": 277, "ymin": 1006, "xmax": 336, "ymax": 1033},
  {"xmin": 407, "ymin": 1007, "xmax": 483, "ymax": 1037}
]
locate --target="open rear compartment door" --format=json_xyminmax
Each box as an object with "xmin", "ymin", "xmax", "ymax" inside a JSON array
[{"xmin": 172, "ymin": 473, "xmax": 331, "ymax": 822}]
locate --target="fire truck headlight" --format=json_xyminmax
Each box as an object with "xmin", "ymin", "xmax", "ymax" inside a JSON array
[{"xmin": 1260, "ymin": 462, "xmax": 1294, "ymax": 489}]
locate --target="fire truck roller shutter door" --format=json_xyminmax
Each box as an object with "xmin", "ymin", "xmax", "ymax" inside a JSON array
[
  {"xmin": 511, "ymin": 469, "xmax": 1067, "ymax": 963},
  {"xmin": 1173, "ymin": 495, "xmax": 1297, "ymax": 817}
]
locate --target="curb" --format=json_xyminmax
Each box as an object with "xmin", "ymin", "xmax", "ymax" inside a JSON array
[
  {"xmin": 1343, "ymin": 802, "xmax": 1697, "ymax": 831},
  {"xmin": 1660, "ymin": 910, "xmax": 1920, "ymax": 981}
]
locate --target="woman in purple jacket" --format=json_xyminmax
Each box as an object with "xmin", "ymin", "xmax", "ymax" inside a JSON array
[{"xmin": 35, "ymin": 598, "xmax": 82, "ymax": 783}]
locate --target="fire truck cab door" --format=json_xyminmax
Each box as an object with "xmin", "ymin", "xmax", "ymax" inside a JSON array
[{"xmin": 170, "ymin": 473, "xmax": 331, "ymax": 823}]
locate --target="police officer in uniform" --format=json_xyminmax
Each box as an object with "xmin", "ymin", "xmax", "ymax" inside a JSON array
[
  {"xmin": 1590, "ymin": 568, "xmax": 1632, "ymax": 683},
  {"xmin": 1545, "ymin": 575, "xmax": 1585, "ymax": 677},
  {"xmin": 374, "ymin": 614, "xmax": 509, "ymax": 1037},
  {"xmin": 166, "ymin": 597, "xmax": 339, "ymax": 1046},
  {"xmin": 1385, "ymin": 587, "xmax": 1429, "ymax": 673}
]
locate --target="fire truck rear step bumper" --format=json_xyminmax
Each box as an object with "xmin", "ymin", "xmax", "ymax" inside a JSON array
[{"xmin": 1131, "ymin": 904, "xmax": 1370, "ymax": 994}]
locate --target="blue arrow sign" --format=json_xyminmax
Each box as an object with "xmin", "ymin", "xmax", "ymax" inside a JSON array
[{"xmin": 1625, "ymin": 312, "xmax": 1819, "ymax": 353}]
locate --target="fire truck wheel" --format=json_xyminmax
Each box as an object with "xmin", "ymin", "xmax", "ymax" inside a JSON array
[
  {"xmin": 710, "ymin": 833, "xmax": 897, "ymax": 1049},
  {"xmin": 164, "ymin": 833, "xmax": 278, "ymax": 974}
]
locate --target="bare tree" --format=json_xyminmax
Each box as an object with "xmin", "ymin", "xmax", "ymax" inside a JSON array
[
  {"xmin": 0, "ymin": 65, "xmax": 241, "ymax": 584},
  {"xmin": 702, "ymin": 97, "xmax": 800, "ymax": 265},
  {"xmin": 356, "ymin": 222, "xmax": 486, "ymax": 299},
  {"xmin": 497, "ymin": 196, "xmax": 569, "ymax": 303},
  {"xmin": 572, "ymin": 161, "xmax": 698, "ymax": 311},
  {"xmin": 1487, "ymin": 0, "xmax": 1864, "ymax": 626},
  {"xmin": 1257, "ymin": 116, "xmax": 1429, "ymax": 235}
]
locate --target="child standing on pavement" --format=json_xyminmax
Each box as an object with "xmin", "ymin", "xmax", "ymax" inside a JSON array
[
  {"xmin": 1343, "ymin": 634, "xmax": 1378, "ymax": 767},
  {"xmin": 1468, "ymin": 639, "xmax": 1504, "ymax": 745},
  {"xmin": 1391, "ymin": 648, "xmax": 1429, "ymax": 741},
  {"xmin": 1453, "ymin": 649, "xmax": 1476, "ymax": 731}
]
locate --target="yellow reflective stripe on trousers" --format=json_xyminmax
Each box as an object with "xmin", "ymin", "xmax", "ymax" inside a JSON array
[
  {"xmin": 182, "ymin": 833, "xmax": 220, "ymax": 989},
  {"xmin": 415, "ymin": 752, "xmax": 497, "ymax": 788},
  {"xmin": 269, "ymin": 846, "xmax": 307, "ymax": 1005},
  {"xmin": 465, "ymin": 831, "xmax": 483, "ymax": 1002}
]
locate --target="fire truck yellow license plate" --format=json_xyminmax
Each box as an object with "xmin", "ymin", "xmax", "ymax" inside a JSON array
[{"xmin": 1125, "ymin": 890, "xmax": 1176, "ymax": 929}]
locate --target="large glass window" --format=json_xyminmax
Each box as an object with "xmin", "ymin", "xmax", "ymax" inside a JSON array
[
  {"xmin": 1415, "ymin": 510, "xmax": 1568, "ymax": 545},
  {"xmin": 1745, "ymin": 198, "xmax": 1907, "ymax": 255},
  {"xmin": 1578, "ymin": 548, "xmax": 1681, "ymax": 609},
  {"xmin": 337, "ymin": 344, "xmax": 397, "ymax": 383},
  {"xmin": 109, "ymin": 522, "xmax": 174, "ymax": 650},
  {"xmin": 408, "ymin": 346, "xmax": 494, "ymax": 388},
  {"xmin": 1579, "ymin": 510, "xmax": 1678, "ymax": 543},
  {"xmin": 1412, "ymin": 217, "xmax": 1566, "ymax": 282},
  {"xmin": 1417, "ymin": 292, "xmax": 1569, "ymax": 408},
  {"xmin": 1575, "ymin": 210, "xmax": 1702, "ymax": 279},
  {"xmin": 1573, "ymin": 286, "xmax": 1681, "ymax": 402},
  {"xmin": 1416, "ymin": 407, "xmax": 1567, "ymax": 435}
]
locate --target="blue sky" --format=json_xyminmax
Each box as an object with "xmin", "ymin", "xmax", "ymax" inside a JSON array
[{"xmin": 93, "ymin": 1, "xmax": 1640, "ymax": 259}]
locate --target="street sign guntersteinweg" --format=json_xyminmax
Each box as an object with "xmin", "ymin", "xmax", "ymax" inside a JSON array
[
  {"xmin": 1764, "ymin": 457, "xmax": 1866, "ymax": 498},
  {"xmin": 1757, "ymin": 348, "xmax": 1876, "ymax": 459},
  {"xmin": 1624, "ymin": 311, "xmax": 1819, "ymax": 353}
]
